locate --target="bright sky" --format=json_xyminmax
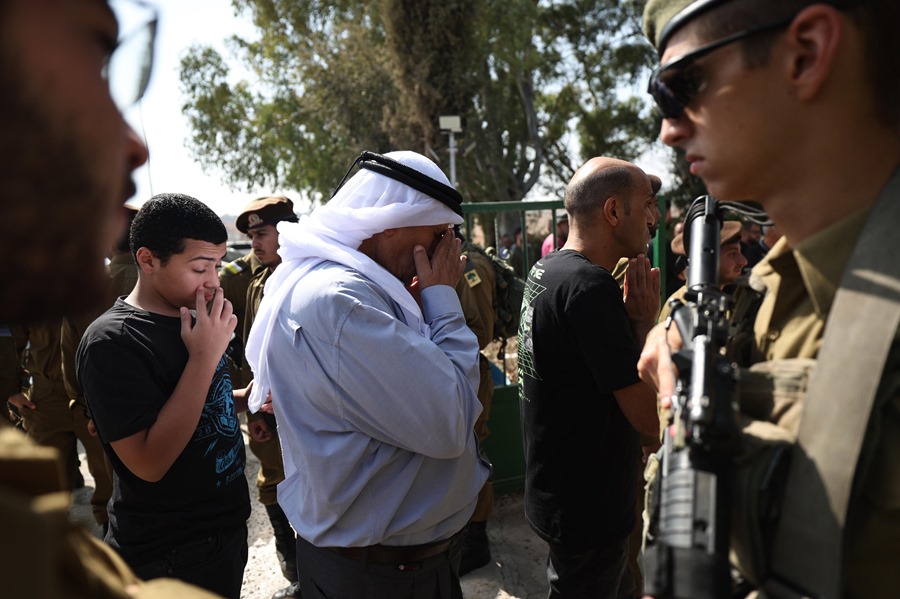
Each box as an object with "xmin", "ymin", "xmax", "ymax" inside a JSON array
[{"xmin": 122, "ymin": 0, "xmax": 304, "ymax": 217}]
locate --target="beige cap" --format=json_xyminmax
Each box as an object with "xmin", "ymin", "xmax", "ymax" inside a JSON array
[{"xmin": 671, "ymin": 219, "xmax": 742, "ymax": 255}]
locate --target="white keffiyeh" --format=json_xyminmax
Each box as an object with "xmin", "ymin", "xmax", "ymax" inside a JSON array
[{"xmin": 245, "ymin": 151, "xmax": 463, "ymax": 412}]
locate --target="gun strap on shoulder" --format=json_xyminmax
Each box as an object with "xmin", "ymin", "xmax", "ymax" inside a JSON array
[{"xmin": 766, "ymin": 167, "xmax": 900, "ymax": 597}]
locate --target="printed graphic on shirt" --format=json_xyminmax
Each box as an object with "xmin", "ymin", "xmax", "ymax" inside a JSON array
[
  {"xmin": 192, "ymin": 357, "xmax": 244, "ymax": 481},
  {"xmin": 517, "ymin": 272, "xmax": 546, "ymax": 391}
]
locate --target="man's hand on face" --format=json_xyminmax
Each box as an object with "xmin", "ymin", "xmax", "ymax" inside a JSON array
[
  {"xmin": 413, "ymin": 227, "xmax": 466, "ymax": 290},
  {"xmin": 180, "ymin": 287, "xmax": 237, "ymax": 366}
]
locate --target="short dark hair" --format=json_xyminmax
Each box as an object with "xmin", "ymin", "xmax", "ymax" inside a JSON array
[
  {"xmin": 130, "ymin": 193, "xmax": 226, "ymax": 264},
  {"xmin": 698, "ymin": 0, "xmax": 899, "ymax": 129},
  {"xmin": 565, "ymin": 166, "xmax": 636, "ymax": 219}
]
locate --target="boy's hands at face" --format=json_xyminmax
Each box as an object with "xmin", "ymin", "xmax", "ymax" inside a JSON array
[{"xmin": 180, "ymin": 287, "xmax": 237, "ymax": 366}]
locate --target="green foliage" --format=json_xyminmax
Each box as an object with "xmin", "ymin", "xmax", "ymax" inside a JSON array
[
  {"xmin": 180, "ymin": 1, "xmax": 396, "ymax": 202},
  {"xmin": 180, "ymin": 0, "xmax": 671, "ymax": 207}
]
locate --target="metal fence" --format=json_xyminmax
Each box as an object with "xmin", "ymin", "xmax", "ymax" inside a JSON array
[{"xmin": 460, "ymin": 197, "xmax": 669, "ymax": 296}]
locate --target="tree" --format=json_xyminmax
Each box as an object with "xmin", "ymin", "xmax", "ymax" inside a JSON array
[
  {"xmin": 180, "ymin": 2, "xmax": 396, "ymax": 200},
  {"xmin": 180, "ymin": 0, "xmax": 662, "ymax": 214}
]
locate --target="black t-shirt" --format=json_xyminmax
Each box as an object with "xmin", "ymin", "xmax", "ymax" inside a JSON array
[
  {"xmin": 518, "ymin": 250, "xmax": 641, "ymax": 545},
  {"xmin": 76, "ymin": 299, "xmax": 250, "ymax": 563}
]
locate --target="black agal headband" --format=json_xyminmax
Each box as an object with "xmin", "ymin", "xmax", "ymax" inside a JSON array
[{"xmin": 331, "ymin": 151, "xmax": 464, "ymax": 217}]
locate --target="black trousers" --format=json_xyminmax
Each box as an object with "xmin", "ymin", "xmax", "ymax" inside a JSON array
[
  {"xmin": 129, "ymin": 524, "xmax": 248, "ymax": 599},
  {"xmin": 546, "ymin": 535, "xmax": 634, "ymax": 599},
  {"xmin": 296, "ymin": 533, "xmax": 464, "ymax": 599}
]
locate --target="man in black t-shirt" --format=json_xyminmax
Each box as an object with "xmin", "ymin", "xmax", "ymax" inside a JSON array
[
  {"xmin": 77, "ymin": 194, "xmax": 252, "ymax": 599},
  {"xmin": 518, "ymin": 157, "xmax": 662, "ymax": 599}
]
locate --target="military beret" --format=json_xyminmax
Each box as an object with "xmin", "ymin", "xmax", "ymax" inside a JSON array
[
  {"xmin": 236, "ymin": 195, "xmax": 298, "ymax": 233},
  {"xmin": 645, "ymin": 0, "xmax": 862, "ymax": 52},
  {"xmin": 671, "ymin": 219, "xmax": 742, "ymax": 255},
  {"xmin": 644, "ymin": 0, "xmax": 731, "ymax": 52}
]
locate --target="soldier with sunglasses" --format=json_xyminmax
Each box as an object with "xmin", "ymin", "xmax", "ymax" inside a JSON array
[{"xmin": 638, "ymin": 0, "xmax": 900, "ymax": 597}]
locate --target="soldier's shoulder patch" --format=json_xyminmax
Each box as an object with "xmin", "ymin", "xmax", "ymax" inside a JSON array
[
  {"xmin": 220, "ymin": 261, "xmax": 245, "ymax": 276},
  {"xmin": 464, "ymin": 269, "xmax": 482, "ymax": 288}
]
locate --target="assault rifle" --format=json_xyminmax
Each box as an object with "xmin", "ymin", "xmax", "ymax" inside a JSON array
[{"xmin": 643, "ymin": 195, "xmax": 769, "ymax": 599}]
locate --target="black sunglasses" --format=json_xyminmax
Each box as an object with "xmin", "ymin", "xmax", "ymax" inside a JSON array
[{"xmin": 647, "ymin": 16, "xmax": 794, "ymax": 120}]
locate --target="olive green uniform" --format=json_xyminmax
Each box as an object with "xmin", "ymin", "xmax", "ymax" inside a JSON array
[
  {"xmin": 242, "ymin": 266, "xmax": 286, "ymax": 507},
  {"xmin": 60, "ymin": 253, "xmax": 139, "ymax": 411},
  {"xmin": 17, "ymin": 320, "xmax": 112, "ymax": 526},
  {"xmin": 106, "ymin": 253, "xmax": 139, "ymax": 298},
  {"xmin": 237, "ymin": 258, "xmax": 298, "ymax": 587},
  {"xmin": 220, "ymin": 252, "xmax": 261, "ymax": 332},
  {"xmin": 738, "ymin": 206, "xmax": 900, "ymax": 597},
  {"xmin": 0, "ymin": 428, "xmax": 221, "ymax": 599},
  {"xmin": 219, "ymin": 252, "xmax": 262, "ymax": 388},
  {"xmin": 229, "ymin": 195, "xmax": 300, "ymax": 592},
  {"xmin": 657, "ymin": 284, "xmax": 688, "ymax": 324},
  {"xmin": 58, "ymin": 255, "xmax": 137, "ymax": 525},
  {"xmin": 220, "ymin": 250, "xmax": 289, "ymax": 520},
  {"xmin": 1, "ymin": 325, "xmax": 25, "ymax": 426},
  {"xmin": 455, "ymin": 248, "xmax": 496, "ymax": 523}
]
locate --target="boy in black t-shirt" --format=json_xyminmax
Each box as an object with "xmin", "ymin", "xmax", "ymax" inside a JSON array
[
  {"xmin": 77, "ymin": 193, "xmax": 251, "ymax": 599},
  {"xmin": 518, "ymin": 158, "xmax": 662, "ymax": 598}
]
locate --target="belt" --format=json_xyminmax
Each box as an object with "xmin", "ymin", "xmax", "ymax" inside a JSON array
[{"xmin": 326, "ymin": 534, "xmax": 457, "ymax": 565}]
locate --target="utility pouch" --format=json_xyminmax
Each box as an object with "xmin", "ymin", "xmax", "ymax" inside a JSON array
[
  {"xmin": 730, "ymin": 418, "xmax": 792, "ymax": 585},
  {"xmin": 729, "ymin": 359, "xmax": 815, "ymax": 585}
]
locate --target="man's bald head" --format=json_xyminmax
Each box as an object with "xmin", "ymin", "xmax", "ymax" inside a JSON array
[{"xmin": 565, "ymin": 157, "xmax": 650, "ymax": 220}]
